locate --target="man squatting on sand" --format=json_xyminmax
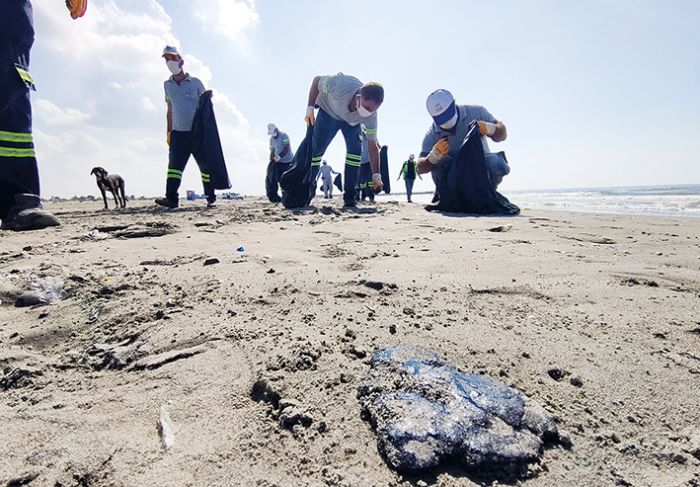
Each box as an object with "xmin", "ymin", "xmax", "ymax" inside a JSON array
[
  {"xmin": 155, "ymin": 46, "xmax": 215, "ymax": 209},
  {"xmin": 417, "ymin": 89, "xmax": 511, "ymax": 203},
  {"xmin": 0, "ymin": 0, "xmax": 88, "ymax": 231},
  {"xmin": 304, "ymin": 73, "xmax": 385, "ymax": 208}
]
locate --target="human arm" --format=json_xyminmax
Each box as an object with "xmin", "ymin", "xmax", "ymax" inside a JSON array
[
  {"xmin": 166, "ymin": 99, "xmax": 172, "ymax": 145},
  {"xmin": 305, "ymin": 76, "xmax": 321, "ymax": 125},
  {"xmin": 477, "ymin": 120, "xmax": 507, "ymax": 142},
  {"xmin": 397, "ymin": 162, "xmax": 406, "ymax": 181}
]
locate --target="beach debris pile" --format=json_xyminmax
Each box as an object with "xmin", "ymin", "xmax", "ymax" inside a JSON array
[{"xmin": 358, "ymin": 347, "xmax": 562, "ymax": 473}]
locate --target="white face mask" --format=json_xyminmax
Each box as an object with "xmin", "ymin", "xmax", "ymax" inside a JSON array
[
  {"xmin": 438, "ymin": 112, "xmax": 458, "ymax": 130},
  {"xmin": 166, "ymin": 60, "xmax": 182, "ymax": 75},
  {"xmin": 356, "ymin": 97, "xmax": 373, "ymax": 118}
]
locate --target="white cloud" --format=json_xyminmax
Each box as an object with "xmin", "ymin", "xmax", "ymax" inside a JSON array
[
  {"xmin": 34, "ymin": 99, "xmax": 91, "ymax": 126},
  {"xmin": 30, "ymin": 0, "xmax": 267, "ymax": 198},
  {"xmin": 191, "ymin": 0, "xmax": 259, "ymax": 40}
]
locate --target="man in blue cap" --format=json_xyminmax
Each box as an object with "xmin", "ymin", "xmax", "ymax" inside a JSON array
[
  {"xmin": 417, "ymin": 89, "xmax": 510, "ymax": 200},
  {"xmin": 0, "ymin": 1, "xmax": 86, "ymax": 230}
]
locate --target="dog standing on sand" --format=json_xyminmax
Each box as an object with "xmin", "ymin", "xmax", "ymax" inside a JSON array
[{"xmin": 90, "ymin": 167, "xmax": 127, "ymax": 209}]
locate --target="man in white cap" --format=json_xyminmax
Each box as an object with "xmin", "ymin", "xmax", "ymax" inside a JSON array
[
  {"xmin": 417, "ymin": 89, "xmax": 510, "ymax": 200},
  {"xmin": 318, "ymin": 160, "xmax": 340, "ymax": 199},
  {"xmin": 304, "ymin": 73, "xmax": 385, "ymax": 207},
  {"xmin": 265, "ymin": 123, "xmax": 293, "ymax": 202},
  {"xmin": 155, "ymin": 46, "xmax": 213, "ymax": 209},
  {"xmin": 267, "ymin": 123, "xmax": 293, "ymax": 164}
]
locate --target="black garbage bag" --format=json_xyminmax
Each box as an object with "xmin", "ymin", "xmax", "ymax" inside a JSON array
[
  {"xmin": 334, "ymin": 173, "xmax": 343, "ymax": 192},
  {"xmin": 191, "ymin": 90, "xmax": 231, "ymax": 190},
  {"xmin": 379, "ymin": 145, "xmax": 391, "ymax": 194},
  {"xmin": 265, "ymin": 161, "xmax": 282, "ymax": 203},
  {"xmin": 280, "ymin": 125, "xmax": 315, "ymax": 209},
  {"xmin": 430, "ymin": 121, "xmax": 519, "ymax": 215}
]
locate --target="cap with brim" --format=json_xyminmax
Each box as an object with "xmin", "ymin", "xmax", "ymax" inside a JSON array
[
  {"xmin": 426, "ymin": 89, "xmax": 457, "ymax": 126},
  {"xmin": 162, "ymin": 45, "xmax": 181, "ymax": 58},
  {"xmin": 267, "ymin": 123, "xmax": 277, "ymax": 135}
]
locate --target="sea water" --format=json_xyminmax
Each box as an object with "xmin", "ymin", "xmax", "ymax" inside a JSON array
[{"xmin": 377, "ymin": 185, "xmax": 700, "ymax": 218}]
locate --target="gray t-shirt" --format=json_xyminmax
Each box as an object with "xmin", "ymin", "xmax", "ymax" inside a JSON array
[
  {"xmin": 164, "ymin": 74, "xmax": 206, "ymax": 132},
  {"xmin": 315, "ymin": 74, "xmax": 378, "ymax": 141},
  {"xmin": 420, "ymin": 105, "xmax": 497, "ymax": 160},
  {"xmin": 269, "ymin": 130, "xmax": 294, "ymax": 163}
]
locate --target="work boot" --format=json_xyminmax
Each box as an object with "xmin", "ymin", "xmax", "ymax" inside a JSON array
[
  {"xmin": 1, "ymin": 194, "xmax": 60, "ymax": 231},
  {"xmin": 206, "ymin": 200, "xmax": 217, "ymax": 208},
  {"xmin": 154, "ymin": 197, "xmax": 178, "ymax": 208}
]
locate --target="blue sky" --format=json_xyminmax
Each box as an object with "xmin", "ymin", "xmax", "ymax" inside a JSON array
[{"xmin": 31, "ymin": 0, "xmax": 700, "ymax": 197}]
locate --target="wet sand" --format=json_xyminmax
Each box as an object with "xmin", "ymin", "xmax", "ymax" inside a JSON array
[{"xmin": 1, "ymin": 198, "xmax": 699, "ymax": 486}]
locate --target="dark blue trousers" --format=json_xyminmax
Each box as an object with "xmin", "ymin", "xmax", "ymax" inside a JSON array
[
  {"xmin": 310, "ymin": 109, "xmax": 362, "ymax": 205},
  {"xmin": 0, "ymin": 0, "xmax": 40, "ymax": 219}
]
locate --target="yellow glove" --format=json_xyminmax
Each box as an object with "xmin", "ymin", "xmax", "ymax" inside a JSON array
[
  {"xmin": 372, "ymin": 173, "xmax": 384, "ymax": 193},
  {"xmin": 166, "ymin": 132, "xmax": 171, "ymax": 146},
  {"xmin": 66, "ymin": 0, "xmax": 88, "ymax": 19},
  {"xmin": 427, "ymin": 138, "xmax": 449, "ymax": 164},
  {"xmin": 304, "ymin": 106, "xmax": 315, "ymax": 126},
  {"xmin": 478, "ymin": 121, "xmax": 497, "ymax": 136}
]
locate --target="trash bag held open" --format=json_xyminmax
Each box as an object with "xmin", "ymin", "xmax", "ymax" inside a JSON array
[
  {"xmin": 279, "ymin": 125, "xmax": 315, "ymax": 209},
  {"xmin": 431, "ymin": 121, "xmax": 519, "ymax": 215}
]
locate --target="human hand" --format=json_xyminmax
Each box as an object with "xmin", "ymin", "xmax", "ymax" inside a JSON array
[
  {"xmin": 305, "ymin": 106, "xmax": 315, "ymax": 126},
  {"xmin": 427, "ymin": 138, "xmax": 449, "ymax": 164},
  {"xmin": 372, "ymin": 173, "xmax": 384, "ymax": 192},
  {"xmin": 478, "ymin": 121, "xmax": 497, "ymax": 136},
  {"xmin": 66, "ymin": 0, "xmax": 88, "ymax": 19}
]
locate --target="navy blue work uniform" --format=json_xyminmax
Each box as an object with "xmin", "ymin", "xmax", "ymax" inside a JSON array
[{"xmin": 0, "ymin": 1, "xmax": 41, "ymax": 220}]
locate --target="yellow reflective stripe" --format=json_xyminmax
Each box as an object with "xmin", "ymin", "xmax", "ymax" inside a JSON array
[
  {"xmin": 0, "ymin": 147, "xmax": 36, "ymax": 157},
  {"xmin": 346, "ymin": 154, "xmax": 361, "ymax": 160},
  {"xmin": 15, "ymin": 67, "xmax": 34, "ymax": 85},
  {"xmin": 0, "ymin": 131, "xmax": 33, "ymax": 143}
]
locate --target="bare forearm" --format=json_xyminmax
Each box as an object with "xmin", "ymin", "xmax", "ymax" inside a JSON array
[
  {"xmin": 307, "ymin": 76, "xmax": 321, "ymax": 107},
  {"xmin": 492, "ymin": 122, "xmax": 507, "ymax": 142},
  {"xmin": 368, "ymin": 143, "xmax": 380, "ymax": 174},
  {"xmin": 416, "ymin": 157, "xmax": 434, "ymax": 174}
]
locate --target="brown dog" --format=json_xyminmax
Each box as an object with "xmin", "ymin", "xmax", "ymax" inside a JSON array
[{"xmin": 90, "ymin": 167, "xmax": 126, "ymax": 209}]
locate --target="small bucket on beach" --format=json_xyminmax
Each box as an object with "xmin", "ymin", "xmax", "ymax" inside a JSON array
[{"xmin": 186, "ymin": 190, "xmax": 196, "ymax": 201}]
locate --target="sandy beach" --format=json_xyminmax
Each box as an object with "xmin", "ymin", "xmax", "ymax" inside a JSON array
[{"xmin": 1, "ymin": 198, "xmax": 699, "ymax": 487}]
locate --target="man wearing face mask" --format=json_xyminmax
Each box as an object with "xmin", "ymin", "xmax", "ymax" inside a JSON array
[
  {"xmin": 0, "ymin": 0, "xmax": 87, "ymax": 231},
  {"xmin": 417, "ymin": 89, "xmax": 510, "ymax": 202},
  {"xmin": 156, "ymin": 46, "xmax": 212, "ymax": 209},
  {"xmin": 304, "ymin": 73, "xmax": 384, "ymax": 208}
]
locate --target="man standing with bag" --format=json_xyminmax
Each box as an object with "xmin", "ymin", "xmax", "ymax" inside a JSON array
[
  {"xmin": 0, "ymin": 0, "xmax": 87, "ymax": 230},
  {"xmin": 155, "ymin": 46, "xmax": 215, "ymax": 209}
]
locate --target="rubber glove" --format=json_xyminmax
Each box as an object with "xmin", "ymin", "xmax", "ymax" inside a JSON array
[
  {"xmin": 305, "ymin": 106, "xmax": 315, "ymax": 126},
  {"xmin": 372, "ymin": 173, "xmax": 384, "ymax": 192},
  {"xmin": 66, "ymin": 0, "xmax": 88, "ymax": 19},
  {"xmin": 274, "ymin": 154, "xmax": 281, "ymax": 162},
  {"xmin": 478, "ymin": 121, "xmax": 497, "ymax": 137},
  {"xmin": 166, "ymin": 131, "xmax": 170, "ymax": 146},
  {"xmin": 427, "ymin": 138, "xmax": 449, "ymax": 164}
]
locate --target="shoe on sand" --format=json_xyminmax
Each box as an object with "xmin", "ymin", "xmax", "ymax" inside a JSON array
[
  {"xmin": 207, "ymin": 200, "xmax": 217, "ymax": 208},
  {"xmin": 1, "ymin": 193, "xmax": 60, "ymax": 231},
  {"xmin": 155, "ymin": 197, "xmax": 178, "ymax": 208}
]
